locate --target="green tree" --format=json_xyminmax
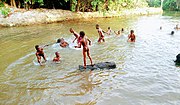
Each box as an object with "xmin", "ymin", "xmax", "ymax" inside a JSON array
[
  {"xmin": 176, "ymin": 0, "xmax": 180, "ymax": 9},
  {"xmin": 146, "ymin": 0, "xmax": 161, "ymax": 7},
  {"xmin": 0, "ymin": 1, "xmax": 10, "ymax": 17},
  {"xmin": 163, "ymin": 0, "xmax": 177, "ymax": 10},
  {"xmin": 5, "ymin": 0, "xmax": 178, "ymax": 12}
]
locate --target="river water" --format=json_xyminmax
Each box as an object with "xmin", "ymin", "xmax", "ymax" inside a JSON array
[{"xmin": 0, "ymin": 12, "xmax": 180, "ymax": 105}]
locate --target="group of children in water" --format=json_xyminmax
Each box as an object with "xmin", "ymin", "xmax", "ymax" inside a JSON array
[
  {"xmin": 35, "ymin": 24, "xmax": 137, "ymax": 68},
  {"xmin": 160, "ymin": 24, "xmax": 180, "ymax": 35}
]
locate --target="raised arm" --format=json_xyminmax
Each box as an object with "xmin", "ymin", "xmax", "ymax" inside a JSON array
[
  {"xmin": 72, "ymin": 32, "xmax": 79, "ymax": 43},
  {"xmin": 73, "ymin": 37, "xmax": 77, "ymax": 43},
  {"xmin": 43, "ymin": 44, "xmax": 50, "ymax": 48},
  {"xmin": 43, "ymin": 41, "xmax": 56, "ymax": 47},
  {"xmin": 102, "ymin": 30, "xmax": 106, "ymax": 33},
  {"xmin": 114, "ymin": 31, "xmax": 118, "ymax": 35}
]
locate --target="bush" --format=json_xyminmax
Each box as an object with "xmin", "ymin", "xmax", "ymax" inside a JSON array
[
  {"xmin": 0, "ymin": 1, "xmax": 10, "ymax": 17},
  {"xmin": 0, "ymin": 1, "xmax": 4, "ymax": 7},
  {"xmin": 1, "ymin": 7, "xmax": 10, "ymax": 17}
]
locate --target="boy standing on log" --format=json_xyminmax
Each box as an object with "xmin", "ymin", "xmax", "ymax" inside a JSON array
[{"xmin": 75, "ymin": 31, "xmax": 93, "ymax": 69}]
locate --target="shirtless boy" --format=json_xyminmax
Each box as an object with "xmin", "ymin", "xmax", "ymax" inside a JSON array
[
  {"xmin": 35, "ymin": 45, "xmax": 47, "ymax": 66},
  {"xmin": 128, "ymin": 30, "xmax": 136, "ymax": 42},
  {"xmin": 96, "ymin": 24, "xmax": 105, "ymax": 43},
  {"xmin": 53, "ymin": 52, "xmax": 60, "ymax": 62},
  {"xmin": 175, "ymin": 24, "xmax": 180, "ymax": 30},
  {"xmin": 69, "ymin": 28, "xmax": 80, "ymax": 43},
  {"xmin": 75, "ymin": 31, "xmax": 93, "ymax": 69},
  {"xmin": 106, "ymin": 27, "xmax": 112, "ymax": 35}
]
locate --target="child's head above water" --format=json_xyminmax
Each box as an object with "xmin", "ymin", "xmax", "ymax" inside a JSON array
[
  {"xmin": 121, "ymin": 28, "xmax": 124, "ymax": 32},
  {"xmin": 171, "ymin": 31, "xmax": 174, "ymax": 35},
  {"xmin": 130, "ymin": 30, "xmax": 134, "ymax": 34},
  {"xmin": 57, "ymin": 38, "xmax": 64, "ymax": 43},
  {"xmin": 55, "ymin": 52, "xmax": 60, "ymax": 57}
]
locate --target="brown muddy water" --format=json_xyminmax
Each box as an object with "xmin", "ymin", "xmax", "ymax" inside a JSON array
[{"xmin": 0, "ymin": 11, "xmax": 180, "ymax": 105}]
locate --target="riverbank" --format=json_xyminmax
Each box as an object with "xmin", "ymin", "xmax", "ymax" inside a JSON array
[{"xmin": 0, "ymin": 7, "xmax": 163, "ymax": 27}]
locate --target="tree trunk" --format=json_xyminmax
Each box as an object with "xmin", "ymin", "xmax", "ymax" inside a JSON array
[
  {"xmin": 95, "ymin": 5, "xmax": 98, "ymax": 11},
  {"xmin": 76, "ymin": 0, "xmax": 80, "ymax": 12},
  {"xmin": 176, "ymin": 0, "xmax": 180, "ymax": 9},
  {"xmin": 11, "ymin": 0, "xmax": 17, "ymax": 8},
  {"xmin": 104, "ymin": 0, "xmax": 109, "ymax": 11},
  {"xmin": 161, "ymin": 0, "xmax": 163, "ymax": 9},
  {"xmin": 18, "ymin": 0, "xmax": 21, "ymax": 8}
]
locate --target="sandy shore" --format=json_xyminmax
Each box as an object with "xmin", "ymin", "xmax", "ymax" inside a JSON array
[{"xmin": 0, "ymin": 7, "xmax": 163, "ymax": 27}]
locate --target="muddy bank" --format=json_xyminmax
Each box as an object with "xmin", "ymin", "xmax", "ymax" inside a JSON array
[{"xmin": 0, "ymin": 8, "xmax": 162, "ymax": 27}]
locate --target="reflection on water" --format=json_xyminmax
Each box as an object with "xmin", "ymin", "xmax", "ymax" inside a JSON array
[{"xmin": 0, "ymin": 12, "xmax": 180, "ymax": 104}]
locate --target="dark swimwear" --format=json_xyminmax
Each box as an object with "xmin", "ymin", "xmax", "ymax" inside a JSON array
[
  {"xmin": 38, "ymin": 53, "xmax": 44, "ymax": 57},
  {"xmin": 131, "ymin": 38, "xmax": 135, "ymax": 41}
]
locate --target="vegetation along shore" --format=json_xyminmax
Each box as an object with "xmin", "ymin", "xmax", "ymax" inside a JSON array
[{"xmin": 0, "ymin": 0, "xmax": 179, "ymax": 27}]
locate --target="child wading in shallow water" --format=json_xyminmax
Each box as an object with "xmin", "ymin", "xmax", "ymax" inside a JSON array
[
  {"xmin": 96, "ymin": 24, "xmax": 105, "ymax": 43},
  {"xmin": 106, "ymin": 27, "xmax": 112, "ymax": 35},
  {"xmin": 35, "ymin": 45, "xmax": 47, "ymax": 66},
  {"xmin": 69, "ymin": 28, "xmax": 80, "ymax": 44},
  {"xmin": 75, "ymin": 31, "xmax": 93, "ymax": 69},
  {"xmin": 53, "ymin": 52, "xmax": 60, "ymax": 62},
  {"xmin": 175, "ymin": 24, "xmax": 180, "ymax": 30},
  {"xmin": 128, "ymin": 30, "xmax": 136, "ymax": 42}
]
